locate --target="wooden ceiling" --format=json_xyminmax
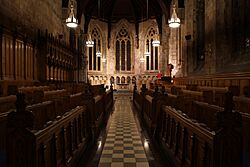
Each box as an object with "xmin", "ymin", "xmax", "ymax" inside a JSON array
[
  {"xmin": 78, "ymin": 0, "xmax": 171, "ymax": 23},
  {"xmin": 63, "ymin": 0, "xmax": 173, "ymax": 33}
]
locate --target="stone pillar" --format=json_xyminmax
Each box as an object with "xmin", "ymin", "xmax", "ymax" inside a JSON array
[{"xmin": 82, "ymin": 33, "xmax": 88, "ymax": 82}]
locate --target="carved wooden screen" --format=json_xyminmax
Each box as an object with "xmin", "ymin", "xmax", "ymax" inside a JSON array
[{"xmin": 1, "ymin": 30, "xmax": 37, "ymax": 81}]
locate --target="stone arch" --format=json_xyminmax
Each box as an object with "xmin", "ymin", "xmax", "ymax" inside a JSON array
[
  {"xmin": 127, "ymin": 76, "xmax": 131, "ymax": 84},
  {"xmin": 121, "ymin": 76, "xmax": 125, "ymax": 83},
  {"xmin": 116, "ymin": 76, "xmax": 120, "ymax": 84},
  {"xmin": 132, "ymin": 76, "xmax": 136, "ymax": 83},
  {"xmin": 110, "ymin": 76, "xmax": 114, "ymax": 84},
  {"xmin": 89, "ymin": 76, "xmax": 94, "ymax": 85}
]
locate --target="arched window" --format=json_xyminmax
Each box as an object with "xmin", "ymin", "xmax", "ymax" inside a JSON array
[
  {"xmin": 145, "ymin": 27, "xmax": 159, "ymax": 71},
  {"xmin": 116, "ymin": 76, "xmax": 120, "ymax": 84},
  {"xmin": 88, "ymin": 27, "xmax": 101, "ymax": 71},
  {"xmin": 115, "ymin": 27, "xmax": 131, "ymax": 72},
  {"xmin": 127, "ymin": 76, "xmax": 131, "ymax": 84},
  {"xmin": 121, "ymin": 76, "xmax": 125, "ymax": 83},
  {"xmin": 110, "ymin": 76, "xmax": 114, "ymax": 84}
]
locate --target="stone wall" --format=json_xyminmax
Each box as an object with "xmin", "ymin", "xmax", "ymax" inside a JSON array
[
  {"xmin": 87, "ymin": 18, "xmax": 166, "ymax": 86},
  {"xmin": 180, "ymin": 0, "xmax": 250, "ymax": 76},
  {"xmin": 0, "ymin": 0, "xmax": 67, "ymax": 37}
]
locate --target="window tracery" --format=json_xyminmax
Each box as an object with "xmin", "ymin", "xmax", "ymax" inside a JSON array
[
  {"xmin": 115, "ymin": 27, "xmax": 131, "ymax": 72},
  {"xmin": 88, "ymin": 27, "xmax": 102, "ymax": 71},
  {"xmin": 145, "ymin": 27, "xmax": 159, "ymax": 71}
]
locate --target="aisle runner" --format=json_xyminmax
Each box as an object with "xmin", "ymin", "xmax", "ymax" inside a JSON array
[{"xmin": 99, "ymin": 96, "xmax": 149, "ymax": 167}]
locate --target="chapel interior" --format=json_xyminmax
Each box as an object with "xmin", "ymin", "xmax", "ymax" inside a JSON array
[{"xmin": 0, "ymin": 0, "xmax": 250, "ymax": 167}]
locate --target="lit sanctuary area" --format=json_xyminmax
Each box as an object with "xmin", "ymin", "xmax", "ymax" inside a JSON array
[{"xmin": 0, "ymin": 0, "xmax": 250, "ymax": 167}]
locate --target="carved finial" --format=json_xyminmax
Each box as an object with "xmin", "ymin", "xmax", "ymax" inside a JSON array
[
  {"xmin": 161, "ymin": 86, "xmax": 166, "ymax": 94},
  {"xmin": 141, "ymin": 84, "xmax": 147, "ymax": 93},
  {"xmin": 152, "ymin": 85, "xmax": 159, "ymax": 98},
  {"xmin": 224, "ymin": 91, "xmax": 234, "ymax": 112},
  {"xmin": 7, "ymin": 92, "xmax": 34, "ymax": 129},
  {"xmin": 110, "ymin": 83, "xmax": 113, "ymax": 91},
  {"xmin": 155, "ymin": 86, "xmax": 159, "ymax": 92},
  {"xmin": 15, "ymin": 92, "xmax": 27, "ymax": 113},
  {"xmin": 134, "ymin": 83, "xmax": 137, "ymax": 91}
]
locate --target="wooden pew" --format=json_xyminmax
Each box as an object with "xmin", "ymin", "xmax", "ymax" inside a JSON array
[
  {"xmin": 43, "ymin": 89, "xmax": 69, "ymax": 101},
  {"xmin": 6, "ymin": 84, "xmax": 114, "ymax": 167},
  {"xmin": 179, "ymin": 90, "xmax": 213, "ymax": 104},
  {"xmin": 26, "ymin": 101, "xmax": 55, "ymax": 130},
  {"xmin": 166, "ymin": 90, "xmax": 250, "ymax": 166},
  {"xmin": 133, "ymin": 84, "xmax": 169, "ymax": 135},
  {"xmin": 90, "ymin": 84, "xmax": 106, "ymax": 96},
  {"xmin": 6, "ymin": 93, "xmax": 89, "ymax": 167},
  {"xmin": 0, "ymin": 111, "xmax": 9, "ymax": 166},
  {"xmin": 192, "ymin": 101, "xmax": 223, "ymax": 130},
  {"xmin": 80, "ymin": 84, "xmax": 113, "ymax": 138},
  {"xmin": 0, "ymin": 80, "xmax": 38, "ymax": 96},
  {"xmin": 62, "ymin": 83, "xmax": 87, "ymax": 94},
  {"xmin": 134, "ymin": 84, "xmax": 245, "ymax": 166},
  {"xmin": 234, "ymin": 96, "xmax": 250, "ymax": 115},
  {"xmin": 0, "ymin": 95, "xmax": 16, "ymax": 114},
  {"xmin": 103, "ymin": 89, "xmax": 114, "ymax": 117},
  {"xmin": 157, "ymin": 104, "xmax": 242, "ymax": 167},
  {"xmin": 133, "ymin": 90, "xmax": 142, "ymax": 112}
]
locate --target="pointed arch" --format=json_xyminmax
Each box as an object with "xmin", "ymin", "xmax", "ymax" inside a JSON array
[
  {"xmin": 115, "ymin": 26, "xmax": 132, "ymax": 72},
  {"xmin": 87, "ymin": 25, "xmax": 103, "ymax": 72},
  {"xmin": 144, "ymin": 26, "xmax": 160, "ymax": 71}
]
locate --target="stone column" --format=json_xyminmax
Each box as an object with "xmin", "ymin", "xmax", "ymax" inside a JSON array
[{"xmin": 82, "ymin": 33, "xmax": 88, "ymax": 82}]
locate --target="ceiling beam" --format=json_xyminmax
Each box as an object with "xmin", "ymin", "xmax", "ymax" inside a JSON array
[{"xmin": 155, "ymin": 0, "xmax": 170, "ymax": 19}]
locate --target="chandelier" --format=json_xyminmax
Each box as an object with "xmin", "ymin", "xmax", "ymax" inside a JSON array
[
  {"xmin": 144, "ymin": 51, "xmax": 150, "ymax": 57},
  {"xmin": 152, "ymin": 39, "xmax": 160, "ymax": 47},
  {"xmin": 86, "ymin": 34, "xmax": 94, "ymax": 47},
  {"xmin": 96, "ymin": 49, "xmax": 101, "ymax": 57},
  {"xmin": 66, "ymin": 2, "xmax": 78, "ymax": 28},
  {"xmin": 168, "ymin": 5, "xmax": 180, "ymax": 28},
  {"xmin": 145, "ymin": 45, "xmax": 150, "ymax": 57},
  {"xmin": 152, "ymin": 34, "xmax": 160, "ymax": 47},
  {"xmin": 102, "ymin": 57, "xmax": 106, "ymax": 62},
  {"xmin": 140, "ymin": 57, "xmax": 145, "ymax": 63}
]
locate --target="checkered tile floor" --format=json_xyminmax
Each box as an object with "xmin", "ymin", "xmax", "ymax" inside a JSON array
[{"xmin": 98, "ymin": 96, "xmax": 149, "ymax": 167}]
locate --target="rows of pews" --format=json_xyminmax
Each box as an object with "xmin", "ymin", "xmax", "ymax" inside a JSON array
[
  {"xmin": 133, "ymin": 83, "xmax": 249, "ymax": 167},
  {"xmin": 0, "ymin": 83, "xmax": 114, "ymax": 167}
]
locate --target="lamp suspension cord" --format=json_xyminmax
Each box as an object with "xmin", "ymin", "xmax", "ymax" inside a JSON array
[
  {"xmin": 146, "ymin": 0, "xmax": 148, "ymax": 20},
  {"xmin": 98, "ymin": 0, "xmax": 100, "ymax": 18}
]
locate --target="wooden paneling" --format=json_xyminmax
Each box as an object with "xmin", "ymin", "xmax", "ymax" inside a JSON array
[{"xmin": 174, "ymin": 73, "xmax": 250, "ymax": 96}]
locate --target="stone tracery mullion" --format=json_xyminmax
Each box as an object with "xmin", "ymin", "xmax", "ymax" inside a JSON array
[
  {"xmin": 144, "ymin": 26, "xmax": 160, "ymax": 72},
  {"xmin": 115, "ymin": 27, "xmax": 131, "ymax": 72}
]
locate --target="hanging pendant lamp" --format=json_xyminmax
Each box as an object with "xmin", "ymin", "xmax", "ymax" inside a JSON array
[
  {"xmin": 152, "ymin": 39, "xmax": 160, "ymax": 47},
  {"xmin": 86, "ymin": 34, "xmax": 94, "ymax": 47},
  {"xmin": 66, "ymin": 2, "xmax": 78, "ymax": 28},
  {"xmin": 168, "ymin": 5, "xmax": 180, "ymax": 28},
  {"xmin": 96, "ymin": 50, "xmax": 101, "ymax": 57},
  {"xmin": 153, "ymin": 33, "xmax": 160, "ymax": 47}
]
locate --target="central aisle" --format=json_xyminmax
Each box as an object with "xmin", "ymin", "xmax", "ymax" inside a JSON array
[{"xmin": 98, "ymin": 96, "xmax": 150, "ymax": 167}]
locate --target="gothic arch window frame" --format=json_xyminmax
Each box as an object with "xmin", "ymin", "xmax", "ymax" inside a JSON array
[
  {"xmin": 115, "ymin": 26, "xmax": 132, "ymax": 73},
  {"xmin": 87, "ymin": 26, "xmax": 102, "ymax": 72},
  {"xmin": 145, "ymin": 27, "xmax": 160, "ymax": 72}
]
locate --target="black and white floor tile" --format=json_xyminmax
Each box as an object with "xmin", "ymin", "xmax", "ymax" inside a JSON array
[{"xmin": 98, "ymin": 96, "xmax": 149, "ymax": 167}]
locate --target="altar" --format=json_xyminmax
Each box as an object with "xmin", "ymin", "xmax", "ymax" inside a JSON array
[{"xmin": 116, "ymin": 83, "xmax": 129, "ymax": 90}]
